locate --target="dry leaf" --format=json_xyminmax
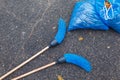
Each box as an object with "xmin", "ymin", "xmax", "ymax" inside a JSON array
[
  {"xmin": 78, "ymin": 37, "xmax": 84, "ymax": 41},
  {"xmin": 105, "ymin": 1, "xmax": 111, "ymax": 9},
  {"xmin": 58, "ymin": 75, "xmax": 64, "ymax": 80}
]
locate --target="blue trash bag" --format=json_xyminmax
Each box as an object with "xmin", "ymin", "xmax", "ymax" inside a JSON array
[
  {"xmin": 68, "ymin": 0, "xmax": 109, "ymax": 31},
  {"xmin": 95, "ymin": 0, "xmax": 120, "ymax": 33}
]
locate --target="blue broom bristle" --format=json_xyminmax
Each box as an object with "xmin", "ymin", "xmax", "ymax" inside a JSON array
[
  {"xmin": 64, "ymin": 53, "xmax": 92, "ymax": 72},
  {"xmin": 55, "ymin": 18, "xmax": 66, "ymax": 44}
]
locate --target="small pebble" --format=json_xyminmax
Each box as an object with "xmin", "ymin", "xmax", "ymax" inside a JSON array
[
  {"xmin": 2, "ymin": 64, "xmax": 4, "ymax": 67},
  {"xmin": 52, "ymin": 26, "xmax": 56, "ymax": 30},
  {"xmin": 16, "ymin": 26, "xmax": 18, "ymax": 28},
  {"xmin": 107, "ymin": 46, "xmax": 111, "ymax": 49}
]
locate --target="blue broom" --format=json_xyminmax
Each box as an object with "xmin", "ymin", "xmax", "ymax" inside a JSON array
[
  {"xmin": 12, "ymin": 53, "xmax": 92, "ymax": 80},
  {"xmin": 0, "ymin": 18, "xmax": 66, "ymax": 80}
]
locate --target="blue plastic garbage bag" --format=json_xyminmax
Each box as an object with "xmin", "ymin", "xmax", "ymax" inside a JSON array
[
  {"xmin": 96, "ymin": 0, "xmax": 120, "ymax": 33},
  {"xmin": 68, "ymin": 0, "xmax": 109, "ymax": 31}
]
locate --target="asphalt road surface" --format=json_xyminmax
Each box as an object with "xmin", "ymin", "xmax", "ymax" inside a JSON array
[{"xmin": 0, "ymin": 0, "xmax": 120, "ymax": 80}]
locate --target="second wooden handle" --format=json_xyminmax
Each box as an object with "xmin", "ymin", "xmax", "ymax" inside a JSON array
[{"xmin": 11, "ymin": 62, "xmax": 56, "ymax": 80}]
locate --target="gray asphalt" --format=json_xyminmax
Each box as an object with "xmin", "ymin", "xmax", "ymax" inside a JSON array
[{"xmin": 0, "ymin": 0, "xmax": 120, "ymax": 80}]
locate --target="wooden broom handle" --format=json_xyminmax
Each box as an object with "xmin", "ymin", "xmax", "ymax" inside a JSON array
[
  {"xmin": 0, "ymin": 46, "xmax": 49, "ymax": 80},
  {"xmin": 11, "ymin": 62, "xmax": 56, "ymax": 80}
]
